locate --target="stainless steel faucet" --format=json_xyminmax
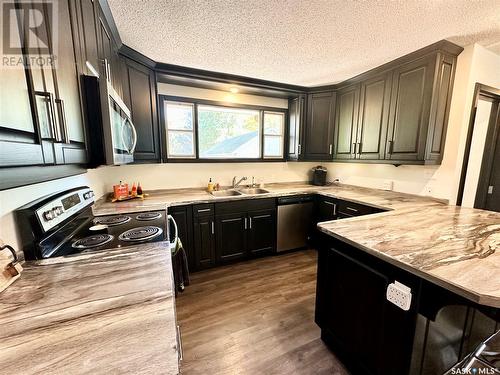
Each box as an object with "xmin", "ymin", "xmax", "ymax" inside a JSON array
[{"xmin": 232, "ymin": 176, "xmax": 247, "ymax": 188}]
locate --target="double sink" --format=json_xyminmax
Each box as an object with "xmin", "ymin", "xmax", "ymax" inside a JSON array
[{"xmin": 210, "ymin": 187, "xmax": 270, "ymax": 197}]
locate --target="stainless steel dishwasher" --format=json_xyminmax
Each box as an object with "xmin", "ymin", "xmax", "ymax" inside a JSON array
[{"xmin": 277, "ymin": 195, "xmax": 314, "ymax": 252}]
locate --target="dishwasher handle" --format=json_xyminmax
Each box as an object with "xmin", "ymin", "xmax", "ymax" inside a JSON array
[{"xmin": 277, "ymin": 195, "xmax": 315, "ymax": 205}]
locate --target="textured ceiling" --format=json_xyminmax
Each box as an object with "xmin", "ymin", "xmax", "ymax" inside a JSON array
[{"xmin": 108, "ymin": 0, "xmax": 500, "ymax": 86}]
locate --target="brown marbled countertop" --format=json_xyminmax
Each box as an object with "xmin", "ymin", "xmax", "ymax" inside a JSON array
[
  {"xmin": 0, "ymin": 242, "xmax": 179, "ymax": 375},
  {"xmin": 93, "ymin": 182, "xmax": 500, "ymax": 308}
]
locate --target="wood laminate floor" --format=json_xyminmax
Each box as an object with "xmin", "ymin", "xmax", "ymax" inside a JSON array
[{"xmin": 176, "ymin": 250, "xmax": 350, "ymax": 375}]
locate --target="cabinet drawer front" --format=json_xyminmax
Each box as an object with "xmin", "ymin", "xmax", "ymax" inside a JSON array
[
  {"xmin": 193, "ymin": 203, "xmax": 214, "ymax": 217},
  {"xmin": 215, "ymin": 198, "xmax": 276, "ymax": 216},
  {"xmin": 337, "ymin": 200, "xmax": 377, "ymax": 217}
]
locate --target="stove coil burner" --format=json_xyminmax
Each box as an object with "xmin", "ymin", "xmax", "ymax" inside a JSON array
[
  {"xmin": 136, "ymin": 212, "xmax": 162, "ymax": 221},
  {"xmin": 72, "ymin": 234, "xmax": 114, "ymax": 249},
  {"xmin": 93, "ymin": 215, "xmax": 131, "ymax": 226},
  {"xmin": 118, "ymin": 226, "xmax": 163, "ymax": 242}
]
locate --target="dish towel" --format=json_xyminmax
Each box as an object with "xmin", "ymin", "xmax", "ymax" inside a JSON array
[{"xmin": 171, "ymin": 238, "xmax": 190, "ymax": 294}]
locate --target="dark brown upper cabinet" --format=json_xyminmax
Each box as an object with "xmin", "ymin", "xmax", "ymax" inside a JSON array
[
  {"xmin": 333, "ymin": 84, "xmax": 360, "ymax": 160},
  {"xmin": 75, "ymin": 0, "xmax": 100, "ymax": 76},
  {"xmin": 287, "ymin": 94, "xmax": 306, "ymax": 160},
  {"xmin": 49, "ymin": 0, "xmax": 88, "ymax": 164},
  {"xmin": 0, "ymin": 1, "xmax": 48, "ymax": 168},
  {"xmin": 121, "ymin": 57, "xmax": 161, "ymax": 162},
  {"xmin": 356, "ymin": 72, "xmax": 392, "ymax": 160},
  {"xmin": 304, "ymin": 92, "xmax": 336, "ymax": 160},
  {"xmin": 425, "ymin": 53, "xmax": 456, "ymax": 163},
  {"xmin": 386, "ymin": 55, "xmax": 436, "ymax": 162}
]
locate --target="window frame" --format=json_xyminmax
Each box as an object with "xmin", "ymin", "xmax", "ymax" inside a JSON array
[
  {"xmin": 164, "ymin": 100, "xmax": 197, "ymax": 159},
  {"xmin": 159, "ymin": 95, "xmax": 288, "ymax": 162}
]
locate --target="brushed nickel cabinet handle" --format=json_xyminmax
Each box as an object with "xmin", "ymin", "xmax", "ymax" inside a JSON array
[
  {"xmin": 197, "ymin": 208, "xmax": 211, "ymax": 213},
  {"xmin": 329, "ymin": 144, "xmax": 333, "ymax": 155},
  {"xmin": 346, "ymin": 206, "xmax": 358, "ymax": 213},
  {"xmin": 249, "ymin": 217, "xmax": 252, "ymax": 229},
  {"xmin": 176, "ymin": 325, "xmax": 183, "ymax": 361},
  {"xmin": 388, "ymin": 140, "xmax": 394, "ymax": 154},
  {"xmin": 55, "ymin": 99, "xmax": 69, "ymax": 143},
  {"xmin": 211, "ymin": 221, "xmax": 214, "ymax": 234}
]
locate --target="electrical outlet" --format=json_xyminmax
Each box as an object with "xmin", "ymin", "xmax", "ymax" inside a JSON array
[
  {"xmin": 386, "ymin": 281, "xmax": 412, "ymax": 311},
  {"xmin": 382, "ymin": 180, "xmax": 393, "ymax": 191}
]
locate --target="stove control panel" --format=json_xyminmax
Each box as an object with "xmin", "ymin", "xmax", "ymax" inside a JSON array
[{"xmin": 37, "ymin": 187, "xmax": 94, "ymax": 232}]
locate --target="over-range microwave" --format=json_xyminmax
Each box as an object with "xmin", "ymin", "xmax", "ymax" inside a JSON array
[{"xmin": 82, "ymin": 75, "xmax": 137, "ymax": 167}]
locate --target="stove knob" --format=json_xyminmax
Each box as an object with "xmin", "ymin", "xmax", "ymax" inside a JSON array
[
  {"xmin": 84, "ymin": 191, "xmax": 94, "ymax": 200},
  {"xmin": 43, "ymin": 210, "xmax": 54, "ymax": 221},
  {"xmin": 54, "ymin": 206, "xmax": 64, "ymax": 216}
]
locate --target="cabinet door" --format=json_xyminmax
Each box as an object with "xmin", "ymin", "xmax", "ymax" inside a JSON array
[
  {"xmin": 169, "ymin": 205, "xmax": 194, "ymax": 271},
  {"xmin": 193, "ymin": 216, "xmax": 215, "ymax": 270},
  {"xmin": 50, "ymin": 0, "xmax": 87, "ymax": 164},
  {"xmin": 324, "ymin": 248, "xmax": 390, "ymax": 374},
  {"xmin": 121, "ymin": 58, "xmax": 161, "ymax": 162},
  {"xmin": 304, "ymin": 92, "xmax": 335, "ymax": 160},
  {"xmin": 386, "ymin": 55, "xmax": 435, "ymax": 161},
  {"xmin": 0, "ymin": 1, "xmax": 54, "ymax": 167},
  {"xmin": 215, "ymin": 212, "xmax": 247, "ymax": 263},
  {"xmin": 357, "ymin": 73, "xmax": 391, "ymax": 160},
  {"xmin": 333, "ymin": 85, "xmax": 359, "ymax": 160},
  {"xmin": 287, "ymin": 95, "xmax": 306, "ymax": 160},
  {"xmin": 317, "ymin": 243, "xmax": 418, "ymax": 375},
  {"xmin": 247, "ymin": 209, "xmax": 276, "ymax": 256},
  {"xmin": 76, "ymin": 0, "xmax": 99, "ymax": 75},
  {"xmin": 316, "ymin": 198, "xmax": 338, "ymax": 222},
  {"xmin": 98, "ymin": 17, "xmax": 113, "ymax": 84}
]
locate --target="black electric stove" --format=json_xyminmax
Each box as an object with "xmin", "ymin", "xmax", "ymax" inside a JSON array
[{"xmin": 16, "ymin": 186, "xmax": 168, "ymax": 260}]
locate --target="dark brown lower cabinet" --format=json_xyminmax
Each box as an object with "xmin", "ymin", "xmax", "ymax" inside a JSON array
[
  {"xmin": 215, "ymin": 212, "xmax": 247, "ymax": 263},
  {"xmin": 316, "ymin": 234, "xmax": 420, "ymax": 375},
  {"xmin": 193, "ymin": 213, "xmax": 216, "ymax": 270},
  {"xmin": 316, "ymin": 197, "xmax": 339, "ymax": 222},
  {"xmin": 247, "ymin": 209, "xmax": 276, "ymax": 256}
]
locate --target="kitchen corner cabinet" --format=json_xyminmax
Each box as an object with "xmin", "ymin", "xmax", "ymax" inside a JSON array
[
  {"xmin": 303, "ymin": 92, "xmax": 336, "ymax": 160},
  {"xmin": 287, "ymin": 95, "xmax": 306, "ymax": 160},
  {"xmin": 120, "ymin": 57, "xmax": 161, "ymax": 162},
  {"xmin": 385, "ymin": 53, "xmax": 456, "ymax": 164}
]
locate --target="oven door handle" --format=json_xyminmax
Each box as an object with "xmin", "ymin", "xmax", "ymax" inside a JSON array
[{"xmin": 167, "ymin": 214, "xmax": 178, "ymax": 249}]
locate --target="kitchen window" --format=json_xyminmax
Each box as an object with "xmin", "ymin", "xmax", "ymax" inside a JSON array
[
  {"xmin": 164, "ymin": 101, "xmax": 196, "ymax": 158},
  {"xmin": 161, "ymin": 97, "xmax": 286, "ymax": 161}
]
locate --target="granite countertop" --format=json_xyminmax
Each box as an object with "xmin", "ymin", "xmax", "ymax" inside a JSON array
[
  {"xmin": 0, "ymin": 242, "xmax": 179, "ymax": 375},
  {"xmin": 92, "ymin": 182, "xmax": 500, "ymax": 308},
  {"xmin": 92, "ymin": 181, "xmax": 444, "ymax": 216}
]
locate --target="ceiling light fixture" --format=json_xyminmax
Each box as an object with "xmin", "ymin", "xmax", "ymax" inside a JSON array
[{"xmin": 229, "ymin": 87, "xmax": 239, "ymax": 94}]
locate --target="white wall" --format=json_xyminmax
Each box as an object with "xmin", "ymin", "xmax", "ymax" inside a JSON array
[{"xmin": 456, "ymin": 45, "xmax": 500, "ymax": 206}]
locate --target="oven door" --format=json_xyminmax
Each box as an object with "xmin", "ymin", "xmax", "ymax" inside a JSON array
[{"xmin": 109, "ymin": 97, "xmax": 137, "ymax": 165}]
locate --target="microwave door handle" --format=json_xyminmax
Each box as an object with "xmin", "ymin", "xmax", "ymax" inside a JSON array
[
  {"xmin": 121, "ymin": 117, "xmax": 137, "ymax": 154},
  {"xmin": 129, "ymin": 121, "xmax": 138, "ymax": 153}
]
